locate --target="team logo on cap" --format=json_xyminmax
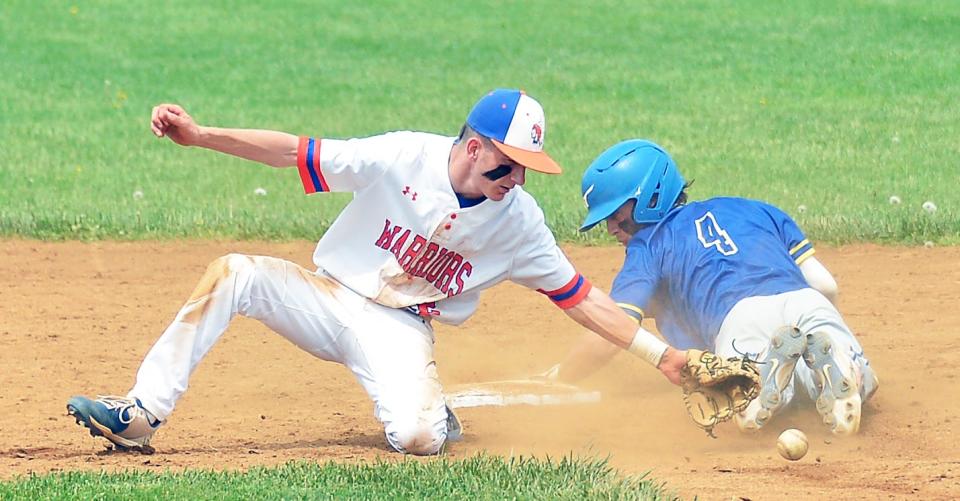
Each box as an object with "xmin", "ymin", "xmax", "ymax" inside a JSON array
[{"xmin": 530, "ymin": 123, "xmax": 543, "ymax": 146}]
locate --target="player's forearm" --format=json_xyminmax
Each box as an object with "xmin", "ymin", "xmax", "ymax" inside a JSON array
[
  {"xmin": 564, "ymin": 288, "xmax": 635, "ymax": 347},
  {"xmin": 550, "ymin": 330, "xmax": 621, "ymax": 383},
  {"xmin": 564, "ymin": 287, "xmax": 669, "ymax": 367},
  {"xmin": 194, "ymin": 126, "xmax": 299, "ymax": 168}
]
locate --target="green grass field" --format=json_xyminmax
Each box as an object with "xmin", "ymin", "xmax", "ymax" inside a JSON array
[
  {"xmin": 0, "ymin": 456, "xmax": 670, "ymax": 500},
  {"xmin": 0, "ymin": 0, "xmax": 955, "ymax": 497},
  {"xmin": 2, "ymin": 0, "xmax": 957, "ymax": 243}
]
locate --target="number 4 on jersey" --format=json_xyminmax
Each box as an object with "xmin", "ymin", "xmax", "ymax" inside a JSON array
[{"xmin": 695, "ymin": 212, "xmax": 739, "ymax": 256}]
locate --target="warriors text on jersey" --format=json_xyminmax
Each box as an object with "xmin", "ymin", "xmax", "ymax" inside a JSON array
[
  {"xmin": 295, "ymin": 132, "xmax": 590, "ymax": 325},
  {"xmin": 610, "ymin": 197, "xmax": 814, "ymax": 349}
]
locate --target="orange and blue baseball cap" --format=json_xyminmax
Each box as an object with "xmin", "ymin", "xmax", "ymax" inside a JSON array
[{"xmin": 466, "ymin": 89, "xmax": 562, "ymax": 174}]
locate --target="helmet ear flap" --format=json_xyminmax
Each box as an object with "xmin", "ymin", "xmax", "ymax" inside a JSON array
[
  {"xmin": 631, "ymin": 183, "xmax": 661, "ymax": 223},
  {"xmin": 629, "ymin": 147, "xmax": 685, "ymax": 224}
]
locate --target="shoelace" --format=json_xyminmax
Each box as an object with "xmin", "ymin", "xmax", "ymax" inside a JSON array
[
  {"xmin": 95, "ymin": 395, "xmax": 140, "ymax": 424},
  {"xmin": 731, "ymin": 338, "xmax": 763, "ymax": 366}
]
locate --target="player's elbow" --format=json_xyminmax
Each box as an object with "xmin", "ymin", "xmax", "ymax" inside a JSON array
[
  {"xmin": 813, "ymin": 275, "xmax": 839, "ymax": 304},
  {"xmin": 800, "ymin": 258, "xmax": 839, "ymax": 304}
]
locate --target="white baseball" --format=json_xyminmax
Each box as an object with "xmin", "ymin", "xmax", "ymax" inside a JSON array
[
  {"xmin": 888, "ymin": 195, "xmax": 901, "ymax": 205},
  {"xmin": 132, "ymin": 190, "xmax": 144, "ymax": 200},
  {"xmin": 777, "ymin": 428, "xmax": 808, "ymax": 461},
  {"xmin": 924, "ymin": 241, "xmax": 934, "ymax": 248},
  {"xmin": 922, "ymin": 201, "xmax": 937, "ymax": 213},
  {"xmin": 254, "ymin": 187, "xmax": 268, "ymax": 196},
  {"xmin": 797, "ymin": 204, "xmax": 807, "ymax": 214}
]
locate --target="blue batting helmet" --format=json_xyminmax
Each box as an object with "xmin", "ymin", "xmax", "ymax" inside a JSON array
[{"xmin": 579, "ymin": 139, "xmax": 686, "ymax": 232}]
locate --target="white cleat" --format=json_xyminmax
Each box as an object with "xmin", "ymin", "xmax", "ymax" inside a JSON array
[
  {"xmin": 803, "ymin": 331, "xmax": 862, "ymax": 435},
  {"xmin": 736, "ymin": 326, "xmax": 806, "ymax": 432}
]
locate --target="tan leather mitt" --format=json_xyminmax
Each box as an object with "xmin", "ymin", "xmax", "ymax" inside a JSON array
[{"xmin": 680, "ymin": 349, "xmax": 761, "ymax": 437}]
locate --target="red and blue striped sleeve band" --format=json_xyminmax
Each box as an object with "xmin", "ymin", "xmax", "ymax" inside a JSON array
[
  {"xmin": 296, "ymin": 136, "xmax": 330, "ymax": 194},
  {"xmin": 789, "ymin": 238, "xmax": 815, "ymax": 265},
  {"xmin": 538, "ymin": 273, "xmax": 592, "ymax": 309}
]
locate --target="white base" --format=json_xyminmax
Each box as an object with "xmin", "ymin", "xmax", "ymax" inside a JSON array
[{"xmin": 445, "ymin": 379, "xmax": 601, "ymax": 409}]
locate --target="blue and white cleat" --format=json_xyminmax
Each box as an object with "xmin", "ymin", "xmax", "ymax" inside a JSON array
[
  {"xmin": 736, "ymin": 326, "xmax": 806, "ymax": 432},
  {"xmin": 803, "ymin": 331, "xmax": 862, "ymax": 435},
  {"xmin": 67, "ymin": 395, "xmax": 162, "ymax": 452}
]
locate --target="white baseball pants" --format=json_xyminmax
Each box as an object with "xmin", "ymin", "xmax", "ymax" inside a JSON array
[{"xmin": 128, "ymin": 254, "xmax": 449, "ymax": 455}]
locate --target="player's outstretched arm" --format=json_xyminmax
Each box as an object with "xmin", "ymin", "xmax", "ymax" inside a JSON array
[
  {"xmin": 150, "ymin": 103, "xmax": 298, "ymax": 168},
  {"xmin": 563, "ymin": 287, "xmax": 685, "ymax": 385},
  {"xmin": 542, "ymin": 330, "xmax": 620, "ymax": 384}
]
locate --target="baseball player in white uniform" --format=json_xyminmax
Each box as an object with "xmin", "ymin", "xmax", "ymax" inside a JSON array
[{"xmin": 67, "ymin": 89, "xmax": 690, "ymax": 455}]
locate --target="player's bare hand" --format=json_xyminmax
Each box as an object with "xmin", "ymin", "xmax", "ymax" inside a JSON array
[
  {"xmin": 657, "ymin": 347, "xmax": 686, "ymax": 385},
  {"xmin": 150, "ymin": 104, "xmax": 201, "ymax": 146}
]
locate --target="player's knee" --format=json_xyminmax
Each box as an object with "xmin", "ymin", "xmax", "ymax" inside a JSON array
[
  {"xmin": 384, "ymin": 417, "xmax": 445, "ymax": 456},
  {"xmin": 208, "ymin": 253, "xmax": 256, "ymax": 278},
  {"xmin": 201, "ymin": 254, "xmax": 258, "ymax": 301}
]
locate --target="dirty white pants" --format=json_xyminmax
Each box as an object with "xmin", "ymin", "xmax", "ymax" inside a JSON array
[{"xmin": 128, "ymin": 254, "xmax": 448, "ymax": 455}]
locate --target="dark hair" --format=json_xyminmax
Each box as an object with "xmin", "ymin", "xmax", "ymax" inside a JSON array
[
  {"xmin": 673, "ymin": 180, "xmax": 694, "ymax": 209},
  {"xmin": 455, "ymin": 124, "xmax": 493, "ymax": 146},
  {"xmin": 647, "ymin": 180, "xmax": 692, "ymax": 210}
]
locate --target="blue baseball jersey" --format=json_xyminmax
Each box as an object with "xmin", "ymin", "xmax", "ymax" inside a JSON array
[{"xmin": 610, "ymin": 197, "xmax": 815, "ymax": 350}]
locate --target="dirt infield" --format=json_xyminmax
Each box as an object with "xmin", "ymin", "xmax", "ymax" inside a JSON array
[{"xmin": 1, "ymin": 241, "xmax": 957, "ymax": 499}]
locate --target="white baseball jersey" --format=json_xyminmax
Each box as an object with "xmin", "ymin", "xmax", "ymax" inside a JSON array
[{"xmin": 295, "ymin": 131, "xmax": 591, "ymax": 325}]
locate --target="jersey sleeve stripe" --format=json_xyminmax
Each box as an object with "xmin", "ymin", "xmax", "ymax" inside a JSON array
[
  {"xmin": 296, "ymin": 136, "xmax": 329, "ymax": 194},
  {"xmin": 617, "ymin": 303, "xmax": 644, "ymax": 320},
  {"xmin": 539, "ymin": 273, "xmax": 582, "ymax": 297},
  {"xmin": 538, "ymin": 274, "xmax": 592, "ymax": 309},
  {"xmin": 794, "ymin": 247, "xmax": 816, "ymax": 265},
  {"xmin": 616, "ymin": 302, "xmax": 645, "ymax": 321},
  {"xmin": 538, "ymin": 273, "xmax": 581, "ymax": 299},
  {"xmin": 788, "ymin": 239, "xmax": 811, "ymax": 256},
  {"xmin": 789, "ymin": 239, "xmax": 814, "ymax": 264}
]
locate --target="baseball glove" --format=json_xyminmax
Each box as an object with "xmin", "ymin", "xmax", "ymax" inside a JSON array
[{"xmin": 680, "ymin": 349, "xmax": 761, "ymax": 437}]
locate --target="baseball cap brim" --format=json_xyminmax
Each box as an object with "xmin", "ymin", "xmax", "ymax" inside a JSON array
[{"xmin": 491, "ymin": 140, "xmax": 562, "ymax": 174}]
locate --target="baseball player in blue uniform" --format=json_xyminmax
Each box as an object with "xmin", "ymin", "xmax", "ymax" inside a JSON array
[{"xmin": 549, "ymin": 139, "xmax": 879, "ymax": 435}]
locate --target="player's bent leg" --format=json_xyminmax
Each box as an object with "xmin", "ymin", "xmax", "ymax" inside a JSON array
[
  {"xmin": 126, "ymin": 253, "xmax": 264, "ymax": 420},
  {"xmin": 339, "ymin": 302, "xmax": 452, "ymax": 455},
  {"xmin": 374, "ymin": 364, "xmax": 450, "ymax": 455},
  {"xmin": 791, "ymin": 289, "xmax": 877, "ymax": 435},
  {"xmin": 716, "ymin": 297, "xmax": 808, "ymax": 433},
  {"xmin": 802, "ymin": 331, "xmax": 863, "ymax": 435},
  {"xmin": 70, "ymin": 254, "xmax": 353, "ymax": 450},
  {"xmin": 733, "ymin": 326, "xmax": 806, "ymax": 432}
]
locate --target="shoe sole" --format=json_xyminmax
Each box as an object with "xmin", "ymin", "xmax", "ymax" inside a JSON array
[
  {"xmin": 753, "ymin": 326, "xmax": 806, "ymax": 426},
  {"xmin": 803, "ymin": 331, "xmax": 861, "ymax": 435},
  {"xmin": 67, "ymin": 401, "xmax": 155, "ymax": 454}
]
